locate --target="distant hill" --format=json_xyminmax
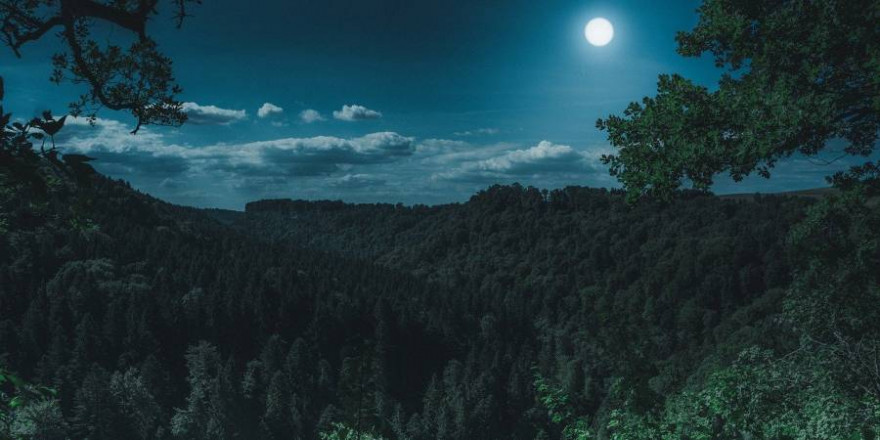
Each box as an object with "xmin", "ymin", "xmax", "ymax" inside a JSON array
[
  {"xmin": 719, "ymin": 187, "xmax": 839, "ymax": 200},
  {"xmin": 720, "ymin": 186, "xmax": 880, "ymax": 207},
  {"xmin": 237, "ymin": 186, "xmax": 811, "ymax": 279}
]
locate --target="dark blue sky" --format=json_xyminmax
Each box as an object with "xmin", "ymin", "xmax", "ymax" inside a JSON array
[{"xmin": 2, "ymin": 0, "xmax": 856, "ymax": 209}]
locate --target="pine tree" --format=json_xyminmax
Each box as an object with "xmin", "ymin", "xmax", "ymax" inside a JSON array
[
  {"xmin": 261, "ymin": 370, "xmax": 291, "ymax": 439},
  {"xmin": 109, "ymin": 367, "xmax": 164, "ymax": 440},
  {"xmin": 71, "ymin": 366, "xmax": 124, "ymax": 440},
  {"xmin": 171, "ymin": 342, "xmax": 232, "ymax": 440}
]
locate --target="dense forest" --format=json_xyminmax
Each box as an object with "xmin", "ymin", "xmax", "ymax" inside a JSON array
[{"xmin": 5, "ymin": 152, "xmax": 855, "ymax": 439}]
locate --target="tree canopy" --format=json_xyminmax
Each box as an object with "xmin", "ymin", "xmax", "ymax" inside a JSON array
[{"xmin": 598, "ymin": 0, "xmax": 880, "ymax": 201}]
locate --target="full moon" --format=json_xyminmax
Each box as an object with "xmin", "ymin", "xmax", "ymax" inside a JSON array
[{"xmin": 585, "ymin": 18, "xmax": 614, "ymax": 46}]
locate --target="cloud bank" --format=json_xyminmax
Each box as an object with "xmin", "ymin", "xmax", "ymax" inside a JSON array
[
  {"xmin": 53, "ymin": 116, "xmax": 618, "ymax": 208},
  {"xmin": 59, "ymin": 118, "xmax": 415, "ymax": 180},
  {"xmin": 218, "ymin": 132, "xmax": 415, "ymax": 176}
]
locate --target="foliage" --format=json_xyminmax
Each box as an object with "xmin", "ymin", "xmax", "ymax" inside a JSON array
[
  {"xmin": 171, "ymin": 342, "xmax": 235, "ymax": 440},
  {"xmin": 594, "ymin": 0, "xmax": 880, "ymax": 439},
  {"xmin": 785, "ymin": 189, "xmax": 880, "ymax": 402},
  {"xmin": 1, "ymin": 72, "xmax": 81, "ymax": 196},
  {"xmin": 604, "ymin": 347, "xmax": 880, "ymax": 440},
  {"xmin": 319, "ymin": 422, "xmax": 388, "ymax": 440},
  {"xmin": 534, "ymin": 373, "xmax": 592, "ymax": 440},
  {"xmin": 1, "ymin": 366, "xmax": 64, "ymax": 440},
  {"xmin": 1, "ymin": 0, "xmax": 199, "ymax": 132},
  {"xmin": 598, "ymin": 0, "xmax": 880, "ymax": 202}
]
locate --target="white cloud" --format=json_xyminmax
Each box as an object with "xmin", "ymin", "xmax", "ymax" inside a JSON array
[
  {"xmin": 216, "ymin": 132, "xmax": 415, "ymax": 176},
  {"xmin": 55, "ymin": 116, "xmax": 191, "ymax": 177},
  {"xmin": 299, "ymin": 109, "xmax": 325, "ymax": 124},
  {"xmin": 59, "ymin": 118, "xmax": 416, "ymax": 179},
  {"xmin": 257, "ymin": 102, "xmax": 284, "ymax": 118},
  {"xmin": 454, "ymin": 128, "xmax": 499, "ymax": 137},
  {"xmin": 419, "ymin": 141, "xmax": 517, "ymax": 166},
  {"xmin": 51, "ymin": 115, "xmax": 621, "ymax": 207},
  {"xmin": 416, "ymin": 138, "xmax": 472, "ymax": 156},
  {"xmin": 479, "ymin": 141, "xmax": 582, "ymax": 172},
  {"xmin": 329, "ymin": 174, "xmax": 387, "ymax": 188},
  {"xmin": 182, "ymin": 102, "xmax": 247, "ymax": 125},
  {"xmin": 435, "ymin": 141, "xmax": 601, "ymax": 182},
  {"xmin": 333, "ymin": 104, "xmax": 382, "ymax": 121},
  {"xmin": 58, "ymin": 116, "xmax": 168, "ymax": 153}
]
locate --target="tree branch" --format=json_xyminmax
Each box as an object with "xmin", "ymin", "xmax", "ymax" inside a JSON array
[
  {"xmin": 62, "ymin": 0, "xmax": 148, "ymax": 37},
  {"xmin": 60, "ymin": 12, "xmax": 131, "ymax": 113},
  {"xmin": 3, "ymin": 0, "xmax": 190, "ymax": 133},
  {"xmin": 5, "ymin": 16, "xmax": 64, "ymax": 57}
]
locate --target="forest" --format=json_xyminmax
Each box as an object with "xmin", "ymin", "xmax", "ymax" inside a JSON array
[
  {"xmin": 1, "ymin": 158, "xmax": 840, "ymax": 439},
  {"xmin": 3, "ymin": 0, "xmax": 880, "ymax": 439}
]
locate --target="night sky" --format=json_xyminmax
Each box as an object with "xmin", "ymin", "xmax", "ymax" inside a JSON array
[{"xmin": 1, "ymin": 0, "xmax": 861, "ymax": 209}]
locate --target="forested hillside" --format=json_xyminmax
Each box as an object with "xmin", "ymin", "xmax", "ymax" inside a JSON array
[
  {"xmin": 2, "ymin": 160, "xmax": 825, "ymax": 439},
  {"xmin": 242, "ymin": 185, "xmax": 803, "ymax": 297},
  {"xmin": 1, "ymin": 164, "xmax": 463, "ymax": 439}
]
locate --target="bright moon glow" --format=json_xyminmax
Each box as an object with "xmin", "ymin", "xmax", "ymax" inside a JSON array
[{"xmin": 585, "ymin": 18, "xmax": 614, "ymax": 46}]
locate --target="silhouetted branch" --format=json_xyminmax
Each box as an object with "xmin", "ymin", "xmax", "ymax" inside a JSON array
[{"xmin": 1, "ymin": 0, "xmax": 194, "ymax": 132}]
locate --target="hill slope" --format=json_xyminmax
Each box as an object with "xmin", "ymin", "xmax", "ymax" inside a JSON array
[{"xmin": 2, "ymin": 167, "xmax": 818, "ymax": 439}]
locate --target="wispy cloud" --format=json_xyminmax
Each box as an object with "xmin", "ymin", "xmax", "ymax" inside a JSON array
[
  {"xmin": 181, "ymin": 102, "xmax": 247, "ymax": 125},
  {"xmin": 328, "ymin": 173, "xmax": 387, "ymax": 188},
  {"xmin": 434, "ymin": 140, "xmax": 603, "ymax": 182},
  {"xmin": 453, "ymin": 128, "xmax": 499, "ymax": 137},
  {"xmin": 416, "ymin": 138, "xmax": 473, "ymax": 156}
]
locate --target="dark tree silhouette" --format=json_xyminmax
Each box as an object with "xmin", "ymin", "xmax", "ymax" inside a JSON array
[{"xmin": 1, "ymin": 0, "xmax": 200, "ymax": 132}]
